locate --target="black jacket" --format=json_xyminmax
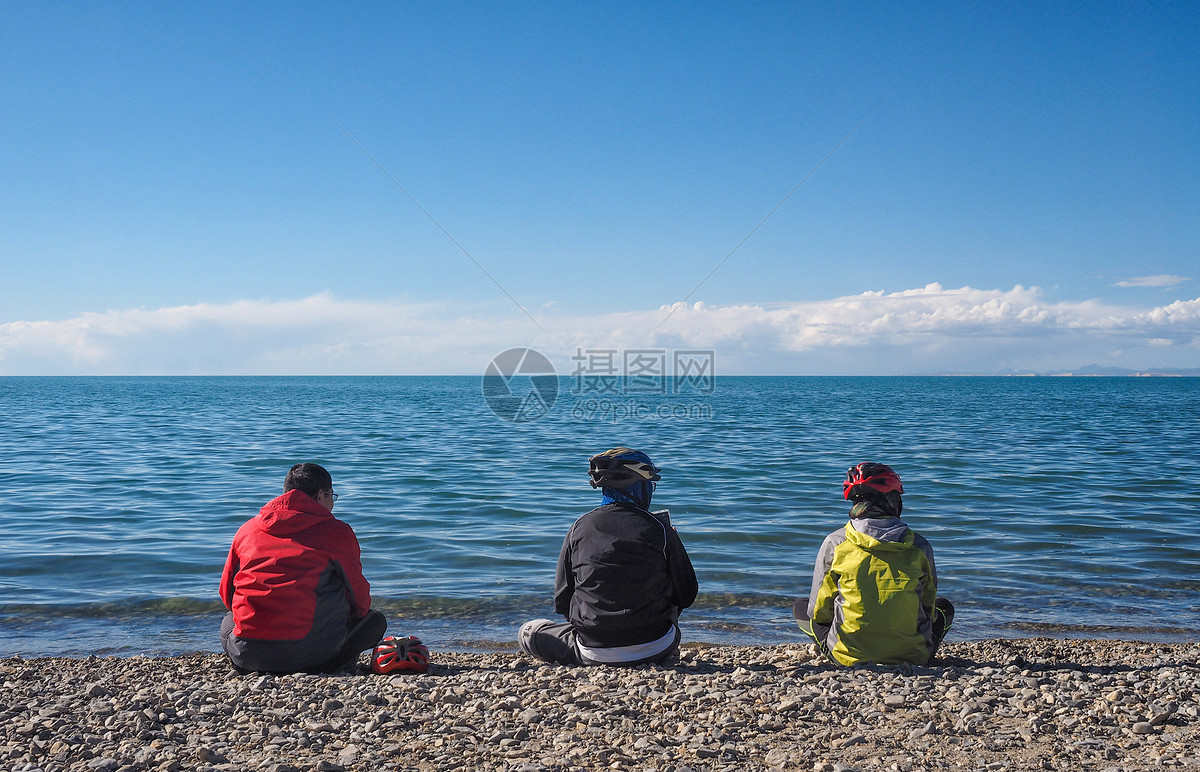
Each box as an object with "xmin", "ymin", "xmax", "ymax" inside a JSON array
[{"xmin": 554, "ymin": 503, "xmax": 699, "ymax": 647}]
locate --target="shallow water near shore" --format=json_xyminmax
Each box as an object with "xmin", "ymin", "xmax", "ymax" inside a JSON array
[{"xmin": 2, "ymin": 375, "xmax": 1198, "ymax": 656}]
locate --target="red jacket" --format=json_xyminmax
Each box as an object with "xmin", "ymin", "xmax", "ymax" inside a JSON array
[{"xmin": 219, "ymin": 489, "xmax": 372, "ymax": 640}]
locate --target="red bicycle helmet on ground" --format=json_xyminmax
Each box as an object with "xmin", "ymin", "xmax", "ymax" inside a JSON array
[
  {"xmin": 371, "ymin": 636, "xmax": 430, "ymax": 674},
  {"xmin": 843, "ymin": 462, "xmax": 903, "ymax": 500}
]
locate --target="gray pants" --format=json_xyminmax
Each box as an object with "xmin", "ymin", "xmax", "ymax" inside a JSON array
[
  {"xmin": 518, "ymin": 619, "xmax": 680, "ymax": 667},
  {"xmin": 792, "ymin": 597, "xmax": 955, "ymax": 661}
]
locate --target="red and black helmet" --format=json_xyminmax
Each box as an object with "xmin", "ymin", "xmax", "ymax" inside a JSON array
[
  {"xmin": 371, "ymin": 636, "xmax": 430, "ymax": 675},
  {"xmin": 843, "ymin": 462, "xmax": 903, "ymax": 500}
]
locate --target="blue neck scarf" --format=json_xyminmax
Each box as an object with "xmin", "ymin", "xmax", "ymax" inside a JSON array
[{"xmin": 601, "ymin": 480, "xmax": 653, "ymax": 510}]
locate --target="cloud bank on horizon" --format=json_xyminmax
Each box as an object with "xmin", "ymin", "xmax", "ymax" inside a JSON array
[{"xmin": 3, "ymin": 284, "xmax": 1197, "ymax": 376}]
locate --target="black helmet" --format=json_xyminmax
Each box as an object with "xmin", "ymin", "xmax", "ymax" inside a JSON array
[{"xmin": 588, "ymin": 447, "xmax": 662, "ymax": 489}]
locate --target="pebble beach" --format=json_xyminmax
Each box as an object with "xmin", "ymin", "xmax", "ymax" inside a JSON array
[{"xmin": 3, "ymin": 638, "xmax": 1197, "ymax": 772}]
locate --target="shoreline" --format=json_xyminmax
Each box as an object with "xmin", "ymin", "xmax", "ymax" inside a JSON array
[
  {"xmin": 3, "ymin": 638, "xmax": 1197, "ymax": 771},
  {"xmin": 5, "ymin": 606, "xmax": 1197, "ymax": 661}
]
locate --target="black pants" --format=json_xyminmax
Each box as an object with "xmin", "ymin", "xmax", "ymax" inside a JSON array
[
  {"xmin": 518, "ymin": 619, "xmax": 681, "ymax": 667},
  {"xmin": 318, "ymin": 610, "xmax": 389, "ymax": 672},
  {"xmin": 221, "ymin": 609, "xmax": 388, "ymax": 674}
]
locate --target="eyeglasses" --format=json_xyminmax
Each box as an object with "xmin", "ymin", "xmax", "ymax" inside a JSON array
[{"xmin": 326, "ymin": 491, "xmax": 339, "ymax": 502}]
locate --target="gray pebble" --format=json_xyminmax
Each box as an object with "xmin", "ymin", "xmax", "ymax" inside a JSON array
[
  {"xmin": 765, "ymin": 748, "xmax": 789, "ymax": 767},
  {"xmin": 0, "ymin": 641, "xmax": 1194, "ymax": 772}
]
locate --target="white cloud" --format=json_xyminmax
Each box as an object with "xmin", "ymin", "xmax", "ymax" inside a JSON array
[
  {"xmin": 1, "ymin": 285, "xmax": 1198, "ymax": 375},
  {"xmin": 1112, "ymin": 274, "xmax": 1190, "ymax": 288}
]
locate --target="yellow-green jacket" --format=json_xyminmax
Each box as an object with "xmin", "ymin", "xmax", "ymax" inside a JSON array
[{"xmin": 803, "ymin": 515, "xmax": 938, "ymax": 666}]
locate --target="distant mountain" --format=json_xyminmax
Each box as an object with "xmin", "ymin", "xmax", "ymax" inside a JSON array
[
  {"xmin": 939, "ymin": 365, "xmax": 1200, "ymax": 377},
  {"xmin": 1056, "ymin": 364, "xmax": 1200, "ymax": 377}
]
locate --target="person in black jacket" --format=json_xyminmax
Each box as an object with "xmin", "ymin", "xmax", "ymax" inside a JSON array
[{"xmin": 518, "ymin": 447, "xmax": 699, "ymax": 666}]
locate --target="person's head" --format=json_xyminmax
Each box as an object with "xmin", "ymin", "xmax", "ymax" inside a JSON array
[
  {"xmin": 284, "ymin": 463, "xmax": 336, "ymax": 509},
  {"xmin": 588, "ymin": 447, "xmax": 661, "ymax": 510},
  {"xmin": 843, "ymin": 462, "xmax": 903, "ymax": 517}
]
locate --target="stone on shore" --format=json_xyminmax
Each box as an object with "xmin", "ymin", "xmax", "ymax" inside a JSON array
[{"xmin": 0, "ymin": 638, "xmax": 1197, "ymax": 771}]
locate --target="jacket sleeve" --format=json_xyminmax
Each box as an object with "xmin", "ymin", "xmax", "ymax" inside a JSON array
[
  {"xmin": 812, "ymin": 570, "xmax": 839, "ymax": 627},
  {"xmin": 553, "ymin": 529, "xmax": 575, "ymax": 617},
  {"xmin": 807, "ymin": 531, "xmax": 840, "ymax": 622},
  {"xmin": 334, "ymin": 524, "xmax": 372, "ymax": 618},
  {"xmin": 916, "ymin": 534, "xmax": 938, "ymax": 615},
  {"xmin": 218, "ymin": 543, "xmax": 239, "ymax": 611},
  {"xmin": 666, "ymin": 527, "xmax": 699, "ymax": 610}
]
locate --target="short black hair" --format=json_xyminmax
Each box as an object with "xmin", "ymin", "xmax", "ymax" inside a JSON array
[
  {"xmin": 850, "ymin": 488, "xmax": 903, "ymax": 517},
  {"xmin": 283, "ymin": 463, "xmax": 332, "ymax": 498}
]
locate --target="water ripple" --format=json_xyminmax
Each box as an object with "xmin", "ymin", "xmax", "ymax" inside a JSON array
[{"xmin": 1, "ymin": 375, "xmax": 1198, "ymax": 654}]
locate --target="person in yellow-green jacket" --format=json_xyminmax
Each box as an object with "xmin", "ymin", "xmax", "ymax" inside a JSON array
[{"xmin": 794, "ymin": 463, "xmax": 954, "ymax": 666}]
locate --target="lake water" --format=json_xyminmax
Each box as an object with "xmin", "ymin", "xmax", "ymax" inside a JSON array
[{"xmin": 2, "ymin": 375, "xmax": 1197, "ymax": 657}]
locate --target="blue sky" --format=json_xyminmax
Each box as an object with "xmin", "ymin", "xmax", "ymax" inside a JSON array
[{"xmin": 2, "ymin": 2, "xmax": 1197, "ymax": 375}]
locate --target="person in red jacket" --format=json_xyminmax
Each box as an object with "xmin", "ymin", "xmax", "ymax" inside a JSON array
[{"xmin": 219, "ymin": 463, "xmax": 387, "ymax": 673}]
